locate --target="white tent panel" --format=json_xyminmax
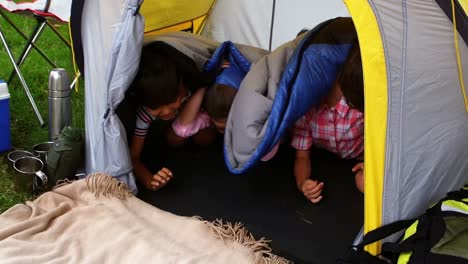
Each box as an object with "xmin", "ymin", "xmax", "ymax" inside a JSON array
[
  {"xmin": 201, "ymin": 0, "xmax": 272, "ymax": 49},
  {"xmin": 202, "ymin": 0, "xmax": 349, "ymax": 50},
  {"xmin": 272, "ymin": 0, "xmax": 349, "ymax": 49}
]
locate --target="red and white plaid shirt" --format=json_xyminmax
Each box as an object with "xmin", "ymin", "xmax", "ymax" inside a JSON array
[{"xmin": 291, "ymin": 97, "xmax": 364, "ymax": 159}]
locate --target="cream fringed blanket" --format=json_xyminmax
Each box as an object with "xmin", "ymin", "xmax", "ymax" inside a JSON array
[{"xmin": 0, "ymin": 173, "xmax": 289, "ymax": 264}]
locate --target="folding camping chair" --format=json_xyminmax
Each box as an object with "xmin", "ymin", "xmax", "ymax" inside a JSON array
[{"xmin": 0, "ymin": 0, "xmax": 75, "ymax": 126}]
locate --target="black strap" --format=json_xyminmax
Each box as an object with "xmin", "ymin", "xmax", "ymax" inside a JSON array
[
  {"xmin": 445, "ymin": 188, "xmax": 468, "ymax": 202},
  {"xmin": 355, "ymin": 219, "xmax": 415, "ymax": 250},
  {"xmin": 381, "ymin": 210, "xmax": 446, "ymax": 263}
]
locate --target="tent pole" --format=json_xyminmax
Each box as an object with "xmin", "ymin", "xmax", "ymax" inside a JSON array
[{"xmin": 268, "ymin": 0, "xmax": 276, "ymax": 51}]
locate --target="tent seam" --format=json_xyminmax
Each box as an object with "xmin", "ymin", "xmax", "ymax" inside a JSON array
[
  {"xmin": 367, "ymin": 0, "xmax": 395, "ymax": 230},
  {"xmin": 394, "ymin": 0, "xmax": 408, "ymax": 226}
]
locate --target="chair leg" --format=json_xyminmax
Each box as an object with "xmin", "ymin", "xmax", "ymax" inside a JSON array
[
  {"xmin": 0, "ymin": 25, "xmax": 45, "ymax": 127},
  {"xmin": 1, "ymin": 12, "xmax": 78, "ymax": 90},
  {"xmin": 45, "ymin": 20, "xmax": 71, "ymax": 48},
  {"xmin": 7, "ymin": 19, "xmax": 48, "ymax": 84},
  {"xmin": 0, "ymin": 9, "xmax": 56, "ymax": 68}
]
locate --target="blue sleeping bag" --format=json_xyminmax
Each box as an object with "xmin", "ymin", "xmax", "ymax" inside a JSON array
[
  {"xmin": 224, "ymin": 17, "xmax": 357, "ymax": 174},
  {"xmin": 203, "ymin": 41, "xmax": 251, "ymax": 89}
]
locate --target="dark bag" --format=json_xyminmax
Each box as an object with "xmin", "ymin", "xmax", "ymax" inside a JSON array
[
  {"xmin": 46, "ymin": 126, "xmax": 84, "ymax": 186},
  {"xmin": 338, "ymin": 185, "xmax": 468, "ymax": 264}
]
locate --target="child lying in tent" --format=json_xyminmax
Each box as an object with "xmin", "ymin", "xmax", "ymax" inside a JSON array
[
  {"xmin": 168, "ymin": 41, "xmax": 248, "ymax": 144},
  {"xmin": 129, "ymin": 41, "xmax": 215, "ymax": 191},
  {"xmin": 291, "ymin": 44, "xmax": 365, "ymax": 203},
  {"xmin": 129, "ymin": 38, "xmax": 269, "ymax": 191},
  {"xmin": 169, "ymin": 41, "xmax": 279, "ymax": 161}
]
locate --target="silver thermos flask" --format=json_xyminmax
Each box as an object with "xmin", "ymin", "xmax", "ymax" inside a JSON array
[{"xmin": 48, "ymin": 68, "xmax": 72, "ymax": 140}]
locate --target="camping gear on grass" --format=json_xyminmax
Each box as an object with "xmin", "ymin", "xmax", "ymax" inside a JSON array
[
  {"xmin": 46, "ymin": 126, "xmax": 83, "ymax": 187},
  {"xmin": 0, "ymin": 0, "xmax": 78, "ymax": 126},
  {"xmin": 0, "ymin": 80, "xmax": 11, "ymax": 152},
  {"xmin": 12, "ymin": 156, "xmax": 48, "ymax": 193},
  {"xmin": 48, "ymin": 68, "xmax": 72, "ymax": 140},
  {"xmin": 7, "ymin": 150, "xmax": 34, "ymax": 172},
  {"xmin": 32, "ymin": 141, "xmax": 54, "ymax": 174}
]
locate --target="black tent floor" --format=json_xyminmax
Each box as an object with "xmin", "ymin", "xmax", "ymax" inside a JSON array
[{"xmin": 137, "ymin": 135, "xmax": 363, "ymax": 264}]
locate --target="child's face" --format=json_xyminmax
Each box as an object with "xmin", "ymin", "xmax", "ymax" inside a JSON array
[
  {"xmin": 147, "ymin": 87, "xmax": 188, "ymax": 120},
  {"xmin": 212, "ymin": 118, "xmax": 227, "ymax": 134}
]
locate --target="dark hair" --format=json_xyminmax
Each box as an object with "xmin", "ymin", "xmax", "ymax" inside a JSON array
[
  {"xmin": 130, "ymin": 41, "xmax": 216, "ymax": 109},
  {"xmin": 338, "ymin": 44, "xmax": 364, "ymax": 113},
  {"xmin": 203, "ymin": 84, "xmax": 237, "ymax": 119},
  {"xmin": 131, "ymin": 43, "xmax": 181, "ymax": 109}
]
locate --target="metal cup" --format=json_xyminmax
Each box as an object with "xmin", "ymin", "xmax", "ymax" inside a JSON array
[
  {"xmin": 7, "ymin": 150, "xmax": 34, "ymax": 172},
  {"xmin": 32, "ymin": 141, "xmax": 54, "ymax": 172},
  {"xmin": 13, "ymin": 156, "xmax": 48, "ymax": 193}
]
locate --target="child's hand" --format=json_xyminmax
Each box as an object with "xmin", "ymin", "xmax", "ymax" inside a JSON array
[
  {"xmin": 352, "ymin": 162, "xmax": 364, "ymax": 193},
  {"xmin": 145, "ymin": 167, "xmax": 173, "ymax": 191},
  {"xmin": 301, "ymin": 179, "xmax": 324, "ymax": 203}
]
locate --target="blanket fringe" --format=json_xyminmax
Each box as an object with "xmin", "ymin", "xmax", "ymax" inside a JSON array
[
  {"xmin": 194, "ymin": 217, "xmax": 290, "ymax": 264},
  {"xmin": 53, "ymin": 178, "xmax": 75, "ymax": 190},
  {"xmin": 85, "ymin": 172, "xmax": 132, "ymax": 200}
]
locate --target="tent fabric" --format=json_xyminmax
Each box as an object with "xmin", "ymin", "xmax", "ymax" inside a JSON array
[
  {"xmin": 379, "ymin": 0, "xmax": 468, "ymax": 225},
  {"xmin": 81, "ymin": 0, "xmax": 143, "ymax": 192},
  {"xmin": 201, "ymin": 0, "xmax": 351, "ymax": 51},
  {"xmin": 224, "ymin": 17, "xmax": 357, "ymax": 174},
  {"xmin": 344, "ymin": 0, "xmax": 388, "ymax": 253},
  {"xmin": 140, "ymin": 0, "xmax": 214, "ymax": 34},
  {"xmin": 143, "ymin": 32, "xmax": 269, "ymax": 73},
  {"xmin": 70, "ymin": 0, "xmax": 85, "ymax": 75},
  {"xmin": 346, "ymin": 0, "xmax": 468, "ymax": 254},
  {"xmin": 435, "ymin": 0, "xmax": 468, "ymax": 44},
  {"xmin": 201, "ymin": 0, "xmax": 273, "ymax": 50}
]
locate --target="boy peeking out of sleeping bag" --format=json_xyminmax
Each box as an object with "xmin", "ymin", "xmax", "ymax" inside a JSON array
[{"xmin": 223, "ymin": 17, "xmax": 365, "ymax": 202}]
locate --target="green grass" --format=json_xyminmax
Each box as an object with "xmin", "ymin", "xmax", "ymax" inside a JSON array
[{"xmin": 0, "ymin": 12, "xmax": 84, "ymax": 212}]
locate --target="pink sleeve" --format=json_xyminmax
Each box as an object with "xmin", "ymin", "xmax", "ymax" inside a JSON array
[
  {"xmin": 261, "ymin": 142, "xmax": 280, "ymax": 162},
  {"xmin": 172, "ymin": 111, "xmax": 211, "ymax": 138}
]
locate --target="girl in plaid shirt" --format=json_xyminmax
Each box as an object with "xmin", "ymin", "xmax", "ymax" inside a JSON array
[{"xmin": 291, "ymin": 45, "xmax": 365, "ymax": 203}]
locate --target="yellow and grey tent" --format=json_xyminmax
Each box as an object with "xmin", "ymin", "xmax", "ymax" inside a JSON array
[{"xmin": 70, "ymin": 0, "xmax": 468, "ymax": 261}]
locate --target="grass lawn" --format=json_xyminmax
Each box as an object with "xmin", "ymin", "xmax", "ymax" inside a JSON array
[{"xmin": 0, "ymin": 12, "xmax": 84, "ymax": 212}]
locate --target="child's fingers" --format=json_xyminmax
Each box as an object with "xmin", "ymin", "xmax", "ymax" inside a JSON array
[
  {"xmin": 151, "ymin": 174, "xmax": 168, "ymax": 187},
  {"xmin": 160, "ymin": 167, "xmax": 173, "ymax": 178},
  {"xmin": 309, "ymin": 196, "xmax": 323, "ymax": 203},
  {"xmin": 355, "ymin": 172, "xmax": 365, "ymax": 193},
  {"xmin": 153, "ymin": 174, "xmax": 166, "ymax": 184},
  {"xmin": 304, "ymin": 183, "xmax": 324, "ymax": 199},
  {"xmin": 157, "ymin": 169, "xmax": 172, "ymax": 181},
  {"xmin": 150, "ymin": 178, "xmax": 161, "ymax": 188},
  {"xmin": 352, "ymin": 162, "xmax": 364, "ymax": 172},
  {"xmin": 305, "ymin": 190, "xmax": 322, "ymax": 200},
  {"xmin": 302, "ymin": 180, "xmax": 318, "ymax": 192},
  {"xmin": 304, "ymin": 181, "xmax": 324, "ymax": 193}
]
